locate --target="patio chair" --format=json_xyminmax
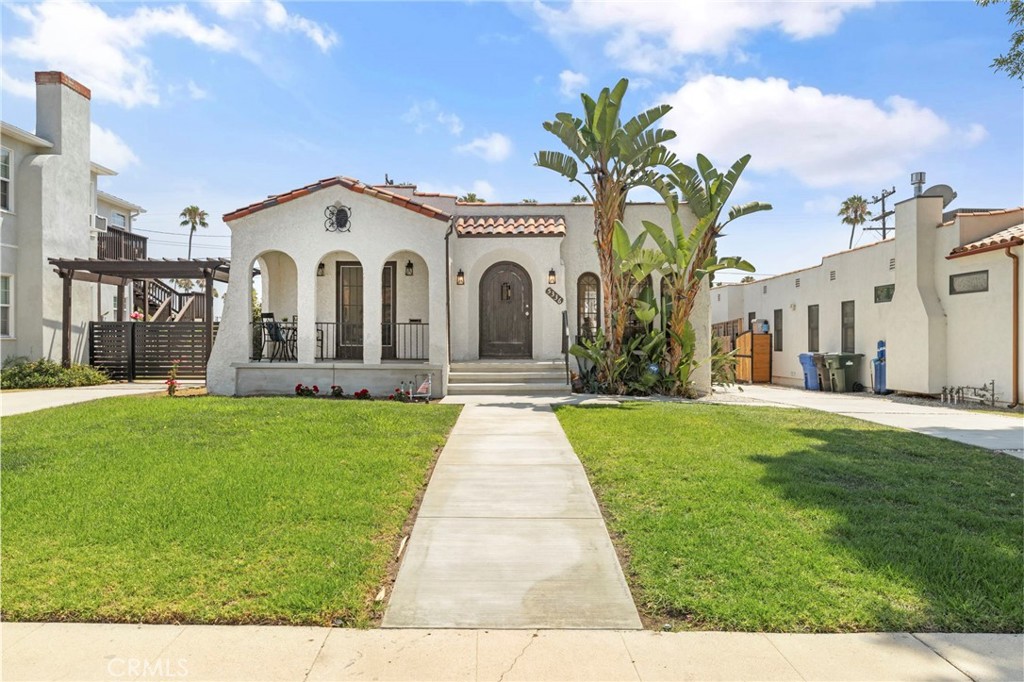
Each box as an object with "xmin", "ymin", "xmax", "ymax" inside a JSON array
[{"xmin": 261, "ymin": 313, "xmax": 290, "ymax": 362}]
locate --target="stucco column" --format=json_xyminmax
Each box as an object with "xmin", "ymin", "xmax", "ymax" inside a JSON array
[
  {"xmin": 296, "ymin": 260, "xmax": 317, "ymax": 363},
  {"xmin": 428, "ymin": 257, "xmax": 446, "ymax": 365},
  {"xmin": 363, "ymin": 260, "xmax": 382, "ymax": 364}
]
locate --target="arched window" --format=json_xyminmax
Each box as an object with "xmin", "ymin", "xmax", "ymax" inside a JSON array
[{"xmin": 577, "ymin": 272, "xmax": 600, "ymax": 340}]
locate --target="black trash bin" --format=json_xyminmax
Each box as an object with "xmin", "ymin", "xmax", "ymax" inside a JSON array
[
  {"xmin": 826, "ymin": 353, "xmax": 865, "ymax": 392},
  {"xmin": 812, "ymin": 353, "xmax": 831, "ymax": 392}
]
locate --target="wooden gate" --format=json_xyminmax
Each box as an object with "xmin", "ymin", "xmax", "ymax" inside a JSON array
[
  {"xmin": 89, "ymin": 322, "xmax": 217, "ymax": 380},
  {"xmin": 735, "ymin": 331, "xmax": 772, "ymax": 384}
]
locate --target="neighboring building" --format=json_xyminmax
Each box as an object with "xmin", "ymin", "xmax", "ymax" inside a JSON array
[
  {"xmin": 0, "ymin": 71, "xmax": 146, "ymax": 363},
  {"xmin": 711, "ymin": 192, "xmax": 1023, "ymax": 406},
  {"xmin": 207, "ymin": 178, "xmax": 712, "ymax": 397}
]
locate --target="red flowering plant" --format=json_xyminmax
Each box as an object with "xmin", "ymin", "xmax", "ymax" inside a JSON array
[
  {"xmin": 388, "ymin": 387, "xmax": 412, "ymax": 403},
  {"xmin": 165, "ymin": 359, "xmax": 182, "ymax": 396},
  {"xmin": 353, "ymin": 388, "xmax": 371, "ymax": 400},
  {"xmin": 294, "ymin": 383, "xmax": 319, "ymax": 397},
  {"xmin": 129, "ymin": 310, "xmax": 144, "ymax": 321},
  {"xmin": 329, "ymin": 385, "xmax": 344, "ymax": 398}
]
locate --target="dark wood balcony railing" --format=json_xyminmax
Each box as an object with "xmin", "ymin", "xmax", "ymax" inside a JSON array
[{"xmin": 98, "ymin": 226, "xmax": 147, "ymax": 260}]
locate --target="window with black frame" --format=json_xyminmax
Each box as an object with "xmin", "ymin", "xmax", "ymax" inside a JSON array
[{"xmin": 576, "ymin": 272, "xmax": 600, "ymax": 341}]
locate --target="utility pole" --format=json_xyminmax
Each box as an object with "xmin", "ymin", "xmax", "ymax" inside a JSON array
[{"xmin": 865, "ymin": 187, "xmax": 897, "ymax": 239}]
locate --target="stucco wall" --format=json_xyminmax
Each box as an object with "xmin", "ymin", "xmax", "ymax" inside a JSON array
[
  {"xmin": 712, "ymin": 197, "xmax": 1023, "ymax": 403},
  {"xmin": 207, "ymin": 184, "xmax": 449, "ymax": 395}
]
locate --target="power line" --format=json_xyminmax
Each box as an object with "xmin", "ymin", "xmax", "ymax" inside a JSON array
[{"xmin": 134, "ymin": 228, "xmax": 230, "ymax": 238}]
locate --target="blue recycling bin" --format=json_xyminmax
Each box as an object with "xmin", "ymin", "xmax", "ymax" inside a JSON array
[
  {"xmin": 799, "ymin": 353, "xmax": 819, "ymax": 390},
  {"xmin": 872, "ymin": 340, "xmax": 887, "ymax": 394}
]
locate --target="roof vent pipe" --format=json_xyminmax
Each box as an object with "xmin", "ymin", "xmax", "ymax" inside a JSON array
[{"xmin": 911, "ymin": 171, "xmax": 926, "ymax": 196}]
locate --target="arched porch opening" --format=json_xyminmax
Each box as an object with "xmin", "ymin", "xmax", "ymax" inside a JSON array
[
  {"xmin": 383, "ymin": 250, "xmax": 430, "ymax": 361},
  {"xmin": 314, "ymin": 250, "xmax": 362, "ymax": 361},
  {"xmin": 250, "ymin": 250, "xmax": 298, "ymax": 361}
]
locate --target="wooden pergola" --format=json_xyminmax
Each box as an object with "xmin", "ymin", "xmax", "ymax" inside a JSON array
[{"xmin": 48, "ymin": 258, "xmax": 232, "ymax": 367}]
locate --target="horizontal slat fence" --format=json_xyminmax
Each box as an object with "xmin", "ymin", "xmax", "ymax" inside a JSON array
[{"xmin": 90, "ymin": 322, "xmax": 217, "ymax": 380}]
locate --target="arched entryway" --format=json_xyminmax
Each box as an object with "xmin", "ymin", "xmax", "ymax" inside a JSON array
[{"xmin": 479, "ymin": 261, "xmax": 532, "ymax": 358}]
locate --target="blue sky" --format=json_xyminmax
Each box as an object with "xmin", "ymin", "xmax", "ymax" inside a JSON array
[{"xmin": 2, "ymin": 0, "xmax": 1021, "ymax": 280}]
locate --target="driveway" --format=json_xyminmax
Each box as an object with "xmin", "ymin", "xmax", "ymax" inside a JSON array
[
  {"xmin": 717, "ymin": 385, "xmax": 1023, "ymax": 457},
  {"xmin": 1, "ymin": 382, "xmax": 196, "ymax": 417}
]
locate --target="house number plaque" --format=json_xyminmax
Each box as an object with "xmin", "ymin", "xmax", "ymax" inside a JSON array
[{"xmin": 545, "ymin": 287, "xmax": 564, "ymax": 304}]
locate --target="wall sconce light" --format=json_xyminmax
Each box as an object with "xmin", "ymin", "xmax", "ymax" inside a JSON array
[
  {"xmin": 548, "ymin": 269, "xmax": 557, "ymax": 285},
  {"xmin": 456, "ymin": 269, "xmax": 465, "ymax": 286},
  {"xmin": 405, "ymin": 260, "xmax": 414, "ymax": 276},
  {"xmin": 316, "ymin": 262, "xmax": 325, "ymax": 277}
]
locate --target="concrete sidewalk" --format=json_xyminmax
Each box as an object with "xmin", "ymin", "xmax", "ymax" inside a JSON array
[
  {"xmin": 715, "ymin": 385, "xmax": 1023, "ymax": 456},
  {"xmin": 383, "ymin": 401, "xmax": 641, "ymax": 629},
  {"xmin": 1, "ymin": 382, "xmax": 202, "ymax": 417},
  {"xmin": 3, "ymin": 622, "xmax": 1021, "ymax": 681}
]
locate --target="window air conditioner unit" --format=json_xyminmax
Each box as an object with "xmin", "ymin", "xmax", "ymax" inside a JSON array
[{"xmin": 91, "ymin": 214, "xmax": 108, "ymax": 232}]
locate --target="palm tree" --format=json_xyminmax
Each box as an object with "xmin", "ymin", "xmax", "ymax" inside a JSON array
[
  {"xmin": 536, "ymin": 78, "xmax": 681, "ymax": 354},
  {"xmin": 570, "ymin": 194, "xmax": 589, "ymax": 203},
  {"xmin": 838, "ymin": 195, "xmax": 870, "ymax": 249},
  {"xmin": 522, "ymin": 198, "xmax": 538, "ymax": 204},
  {"xmin": 457, "ymin": 192, "xmax": 485, "ymax": 203},
  {"xmin": 179, "ymin": 205, "xmax": 209, "ymax": 260}
]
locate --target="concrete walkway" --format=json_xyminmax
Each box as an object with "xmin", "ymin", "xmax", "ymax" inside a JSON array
[
  {"xmin": 383, "ymin": 401, "xmax": 641, "ymax": 629},
  {"xmin": 1, "ymin": 381, "xmax": 205, "ymax": 417},
  {"xmin": 4, "ymin": 622, "xmax": 1021, "ymax": 681},
  {"xmin": 714, "ymin": 385, "xmax": 1024, "ymax": 456}
]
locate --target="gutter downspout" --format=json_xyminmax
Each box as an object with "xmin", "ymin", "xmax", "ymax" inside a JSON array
[
  {"xmin": 444, "ymin": 219, "xmax": 454, "ymax": 368},
  {"xmin": 1007, "ymin": 246, "xmax": 1020, "ymax": 407}
]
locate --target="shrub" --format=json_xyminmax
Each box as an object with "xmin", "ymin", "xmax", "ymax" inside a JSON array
[
  {"xmin": 353, "ymin": 388, "xmax": 371, "ymax": 400},
  {"xmin": 294, "ymin": 383, "xmax": 319, "ymax": 397},
  {"xmin": 387, "ymin": 387, "xmax": 412, "ymax": 402},
  {"xmin": 1, "ymin": 358, "xmax": 108, "ymax": 389},
  {"xmin": 329, "ymin": 385, "xmax": 344, "ymax": 398}
]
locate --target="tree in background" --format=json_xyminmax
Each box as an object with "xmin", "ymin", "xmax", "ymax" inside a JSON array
[
  {"xmin": 740, "ymin": 275, "xmax": 756, "ymax": 283},
  {"xmin": 838, "ymin": 195, "xmax": 871, "ymax": 249},
  {"xmin": 457, "ymin": 192, "xmax": 485, "ymax": 203},
  {"xmin": 536, "ymin": 78, "xmax": 681, "ymax": 356},
  {"xmin": 570, "ymin": 194, "xmax": 589, "ymax": 203},
  {"xmin": 178, "ymin": 205, "xmax": 209, "ymax": 260},
  {"xmin": 522, "ymin": 198, "xmax": 538, "ymax": 204},
  {"xmin": 978, "ymin": 0, "xmax": 1024, "ymax": 80}
]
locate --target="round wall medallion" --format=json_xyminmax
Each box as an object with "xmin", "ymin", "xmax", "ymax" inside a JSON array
[{"xmin": 325, "ymin": 204, "xmax": 352, "ymax": 232}]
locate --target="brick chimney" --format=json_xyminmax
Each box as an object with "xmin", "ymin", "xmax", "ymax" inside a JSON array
[{"xmin": 34, "ymin": 71, "xmax": 91, "ymax": 157}]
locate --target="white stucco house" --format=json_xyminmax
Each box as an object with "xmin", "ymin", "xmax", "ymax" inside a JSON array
[
  {"xmin": 207, "ymin": 178, "xmax": 711, "ymax": 397},
  {"xmin": 712, "ymin": 190, "xmax": 1023, "ymax": 406},
  {"xmin": 0, "ymin": 71, "xmax": 147, "ymax": 364}
]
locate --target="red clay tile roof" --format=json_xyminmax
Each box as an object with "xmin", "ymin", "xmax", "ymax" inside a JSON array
[
  {"xmin": 948, "ymin": 223, "xmax": 1024, "ymax": 258},
  {"xmin": 455, "ymin": 215, "xmax": 566, "ymax": 237},
  {"xmin": 223, "ymin": 176, "xmax": 451, "ymax": 223}
]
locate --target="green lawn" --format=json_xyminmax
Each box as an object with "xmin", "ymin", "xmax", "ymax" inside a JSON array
[
  {"xmin": 1, "ymin": 397, "xmax": 461, "ymax": 626},
  {"xmin": 555, "ymin": 402, "xmax": 1023, "ymax": 633}
]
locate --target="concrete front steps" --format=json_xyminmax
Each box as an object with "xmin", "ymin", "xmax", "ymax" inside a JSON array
[{"xmin": 448, "ymin": 360, "xmax": 570, "ymax": 395}]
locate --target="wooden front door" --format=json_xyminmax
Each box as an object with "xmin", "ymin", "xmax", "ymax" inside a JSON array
[{"xmin": 479, "ymin": 261, "xmax": 532, "ymax": 358}]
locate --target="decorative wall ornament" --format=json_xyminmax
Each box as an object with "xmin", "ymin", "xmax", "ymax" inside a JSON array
[{"xmin": 325, "ymin": 203, "xmax": 352, "ymax": 233}]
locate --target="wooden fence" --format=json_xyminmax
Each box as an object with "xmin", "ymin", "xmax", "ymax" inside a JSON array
[{"xmin": 89, "ymin": 322, "xmax": 217, "ymax": 380}]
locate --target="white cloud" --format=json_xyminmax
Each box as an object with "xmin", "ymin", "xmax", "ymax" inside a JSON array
[
  {"xmin": 963, "ymin": 123, "xmax": 988, "ymax": 146},
  {"xmin": 261, "ymin": 1, "xmax": 327, "ymax": 48},
  {"xmin": 187, "ymin": 80, "xmax": 209, "ymax": 100},
  {"xmin": 437, "ymin": 112, "xmax": 464, "ymax": 136},
  {"xmin": 4, "ymin": 1, "xmax": 335, "ymax": 108},
  {"xmin": 558, "ymin": 69, "xmax": 588, "ymax": 98},
  {"xmin": 402, "ymin": 99, "xmax": 463, "ymax": 136},
  {"xmin": 456, "ymin": 133, "xmax": 513, "ymax": 163},
  {"xmin": 533, "ymin": 1, "xmax": 874, "ymax": 73},
  {"xmin": 91, "ymin": 123, "xmax": 139, "ymax": 170},
  {"xmin": 0, "ymin": 68, "xmax": 36, "ymax": 98},
  {"xmin": 660, "ymin": 75, "xmax": 977, "ymax": 187}
]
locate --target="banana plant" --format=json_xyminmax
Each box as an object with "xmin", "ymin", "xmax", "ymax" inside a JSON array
[
  {"xmin": 535, "ymin": 78, "xmax": 684, "ymax": 356},
  {"xmin": 641, "ymin": 154, "xmax": 772, "ymax": 392}
]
